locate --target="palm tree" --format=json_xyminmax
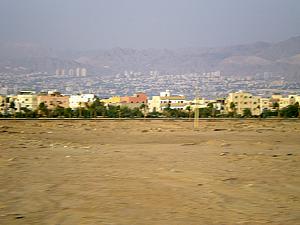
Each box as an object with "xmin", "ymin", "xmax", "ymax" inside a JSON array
[
  {"xmin": 140, "ymin": 103, "xmax": 148, "ymax": 119},
  {"xmin": 9, "ymin": 101, "xmax": 16, "ymax": 118},
  {"xmin": 230, "ymin": 102, "xmax": 236, "ymax": 117},
  {"xmin": 186, "ymin": 106, "xmax": 192, "ymax": 120},
  {"xmin": 272, "ymin": 102, "xmax": 280, "ymax": 118}
]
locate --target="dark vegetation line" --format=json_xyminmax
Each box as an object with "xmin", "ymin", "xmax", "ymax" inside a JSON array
[{"xmin": 1, "ymin": 98, "xmax": 299, "ymax": 119}]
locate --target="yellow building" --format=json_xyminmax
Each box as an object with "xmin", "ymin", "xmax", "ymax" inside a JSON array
[
  {"xmin": 278, "ymin": 95, "xmax": 300, "ymax": 109},
  {"xmin": 279, "ymin": 97, "xmax": 291, "ymax": 109},
  {"xmin": 260, "ymin": 98, "xmax": 272, "ymax": 111},
  {"xmin": 225, "ymin": 91, "xmax": 261, "ymax": 116},
  {"xmin": 101, "ymin": 96, "xmax": 121, "ymax": 105}
]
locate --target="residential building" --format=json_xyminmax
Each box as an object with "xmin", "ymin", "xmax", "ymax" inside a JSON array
[
  {"xmin": 37, "ymin": 91, "xmax": 69, "ymax": 110},
  {"xmin": 260, "ymin": 98, "xmax": 272, "ymax": 112},
  {"xmin": 101, "ymin": 96, "xmax": 122, "ymax": 105},
  {"xmin": 149, "ymin": 90, "xmax": 187, "ymax": 112},
  {"xmin": 225, "ymin": 91, "xmax": 261, "ymax": 116},
  {"xmin": 279, "ymin": 97, "xmax": 291, "ymax": 109},
  {"xmin": 0, "ymin": 95, "xmax": 7, "ymax": 114},
  {"xmin": 16, "ymin": 91, "xmax": 38, "ymax": 111},
  {"xmin": 121, "ymin": 92, "xmax": 147, "ymax": 104},
  {"xmin": 69, "ymin": 94, "xmax": 95, "ymax": 109}
]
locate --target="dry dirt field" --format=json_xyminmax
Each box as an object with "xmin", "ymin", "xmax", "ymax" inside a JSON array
[{"xmin": 0, "ymin": 119, "xmax": 300, "ymax": 225}]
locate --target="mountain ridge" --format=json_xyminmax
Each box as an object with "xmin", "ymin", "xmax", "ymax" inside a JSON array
[{"xmin": 0, "ymin": 36, "xmax": 300, "ymax": 81}]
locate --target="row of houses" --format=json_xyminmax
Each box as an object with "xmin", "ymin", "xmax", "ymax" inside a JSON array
[{"xmin": 1, "ymin": 90, "xmax": 300, "ymax": 116}]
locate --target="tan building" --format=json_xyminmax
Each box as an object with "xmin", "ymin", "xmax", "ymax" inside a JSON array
[
  {"xmin": 225, "ymin": 91, "xmax": 261, "ymax": 116},
  {"xmin": 0, "ymin": 95, "xmax": 7, "ymax": 114},
  {"xmin": 37, "ymin": 91, "xmax": 69, "ymax": 110},
  {"xmin": 149, "ymin": 90, "xmax": 187, "ymax": 112},
  {"xmin": 268, "ymin": 94, "xmax": 300, "ymax": 110},
  {"xmin": 278, "ymin": 97, "xmax": 291, "ymax": 109},
  {"xmin": 260, "ymin": 98, "xmax": 272, "ymax": 112},
  {"xmin": 288, "ymin": 95, "xmax": 300, "ymax": 105},
  {"xmin": 16, "ymin": 91, "xmax": 38, "ymax": 111}
]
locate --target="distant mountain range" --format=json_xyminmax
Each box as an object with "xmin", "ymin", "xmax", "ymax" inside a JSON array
[{"xmin": 1, "ymin": 36, "xmax": 300, "ymax": 81}]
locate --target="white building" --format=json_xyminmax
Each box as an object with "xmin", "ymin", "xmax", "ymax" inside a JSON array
[
  {"xmin": 76, "ymin": 68, "xmax": 81, "ymax": 77},
  {"xmin": 148, "ymin": 90, "xmax": 187, "ymax": 112},
  {"xmin": 69, "ymin": 94, "xmax": 96, "ymax": 109},
  {"xmin": 81, "ymin": 68, "xmax": 87, "ymax": 77}
]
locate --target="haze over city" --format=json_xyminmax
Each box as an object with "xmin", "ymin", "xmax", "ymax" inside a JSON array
[{"xmin": 0, "ymin": 0, "xmax": 300, "ymax": 50}]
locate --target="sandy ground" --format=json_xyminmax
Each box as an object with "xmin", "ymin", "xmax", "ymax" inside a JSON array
[{"xmin": 0, "ymin": 119, "xmax": 300, "ymax": 225}]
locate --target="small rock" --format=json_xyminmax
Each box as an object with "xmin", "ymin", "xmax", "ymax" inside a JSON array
[
  {"xmin": 220, "ymin": 152, "xmax": 229, "ymax": 156},
  {"xmin": 221, "ymin": 143, "xmax": 231, "ymax": 147},
  {"xmin": 65, "ymin": 155, "xmax": 71, "ymax": 158},
  {"xmin": 170, "ymin": 169, "xmax": 183, "ymax": 173},
  {"xmin": 272, "ymin": 154, "xmax": 280, "ymax": 157},
  {"xmin": 8, "ymin": 157, "xmax": 16, "ymax": 161},
  {"xmin": 181, "ymin": 142, "xmax": 196, "ymax": 146},
  {"xmin": 222, "ymin": 177, "xmax": 238, "ymax": 182},
  {"xmin": 286, "ymin": 153, "xmax": 293, "ymax": 156},
  {"xmin": 15, "ymin": 215, "xmax": 24, "ymax": 219},
  {"xmin": 141, "ymin": 130, "xmax": 149, "ymax": 133},
  {"xmin": 213, "ymin": 128, "xmax": 227, "ymax": 131}
]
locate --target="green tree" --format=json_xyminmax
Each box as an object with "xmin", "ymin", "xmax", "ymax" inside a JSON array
[
  {"xmin": 63, "ymin": 108, "xmax": 73, "ymax": 118},
  {"xmin": 280, "ymin": 104, "xmax": 299, "ymax": 118},
  {"xmin": 107, "ymin": 105, "xmax": 119, "ymax": 118},
  {"xmin": 53, "ymin": 106, "xmax": 65, "ymax": 118},
  {"xmin": 243, "ymin": 108, "xmax": 252, "ymax": 117},
  {"xmin": 38, "ymin": 102, "xmax": 49, "ymax": 117}
]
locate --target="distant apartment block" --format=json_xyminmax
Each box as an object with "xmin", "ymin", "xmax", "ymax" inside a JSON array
[
  {"xmin": 120, "ymin": 92, "xmax": 147, "ymax": 104},
  {"xmin": 101, "ymin": 96, "xmax": 122, "ymax": 105},
  {"xmin": 16, "ymin": 91, "xmax": 38, "ymax": 111},
  {"xmin": 149, "ymin": 90, "xmax": 187, "ymax": 112},
  {"xmin": 69, "ymin": 94, "xmax": 95, "ymax": 109},
  {"xmin": 56, "ymin": 67, "xmax": 87, "ymax": 76},
  {"xmin": 37, "ymin": 91, "xmax": 69, "ymax": 110},
  {"xmin": 225, "ymin": 91, "xmax": 261, "ymax": 116}
]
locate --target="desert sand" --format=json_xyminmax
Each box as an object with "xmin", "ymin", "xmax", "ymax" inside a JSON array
[{"xmin": 0, "ymin": 119, "xmax": 300, "ymax": 225}]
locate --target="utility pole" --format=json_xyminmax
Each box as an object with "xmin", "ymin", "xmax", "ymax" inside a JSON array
[{"xmin": 194, "ymin": 89, "xmax": 200, "ymax": 130}]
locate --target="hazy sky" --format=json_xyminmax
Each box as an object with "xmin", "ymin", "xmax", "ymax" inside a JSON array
[{"xmin": 0, "ymin": 0, "xmax": 300, "ymax": 50}]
